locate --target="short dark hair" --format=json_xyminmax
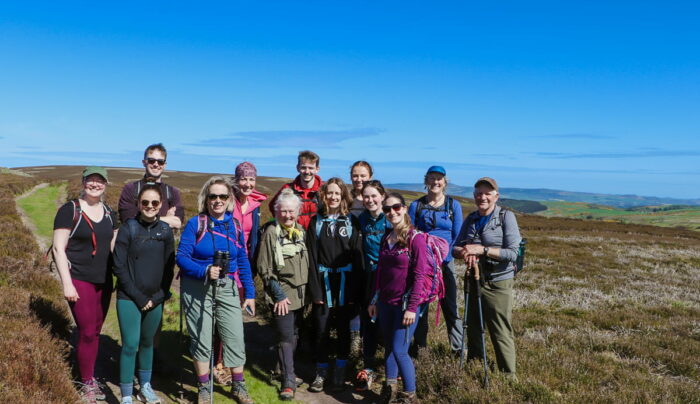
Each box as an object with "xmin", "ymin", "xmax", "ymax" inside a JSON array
[
  {"xmin": 143, "ymin": 143, "xmax": 167, "ymax": 160},
  {"xmin": 136, "ymin": 183, "xmax": 163, "ymax": 206},
  {"xmin": 297, "ymin": 150, "xmax": 320, "ymax": 167}
]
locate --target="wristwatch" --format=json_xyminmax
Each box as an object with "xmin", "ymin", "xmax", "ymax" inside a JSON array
[{"xmin": 483, "ymin": 247, "xmax": 490, "ymax": 256}]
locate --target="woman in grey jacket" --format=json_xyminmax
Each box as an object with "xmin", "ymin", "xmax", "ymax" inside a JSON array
[{"xmin": 453, "ymin": 177, "xmax": 522, "ymax": 379}]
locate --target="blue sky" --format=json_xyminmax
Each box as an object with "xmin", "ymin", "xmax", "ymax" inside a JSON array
[{"xmin": 1, "ymin": 1, "xmax": 698, "ymax": 198}]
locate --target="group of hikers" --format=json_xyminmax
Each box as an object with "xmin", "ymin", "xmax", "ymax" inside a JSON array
[{"xmin": 52, "ymin": 144, "xmax": 522, "ymax": 404}]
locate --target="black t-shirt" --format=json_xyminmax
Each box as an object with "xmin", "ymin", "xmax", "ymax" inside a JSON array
[{"xmin": 53, "ymin": 201, "xmax": 118, "ymax": 284}]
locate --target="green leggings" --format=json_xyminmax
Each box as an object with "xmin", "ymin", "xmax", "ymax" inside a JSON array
[{"xmin": 117, "ymin": 299, "xmax": 163, "ymax": 384}]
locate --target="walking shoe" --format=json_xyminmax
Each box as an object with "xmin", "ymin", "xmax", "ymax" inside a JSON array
[
  {"xmin": 331, "ymin": 366, "xmax": 346, "ymax": 392},
  {"xmin": 391, "ymin": 391, "xmax": 419, "ymax": 404},
  {"xmin": 354, "ymin": 368, "xmax": 376, "ymax": 391},
  {"xmin": 279, "ymin": 387, "xmax": 295, "ymax": 401},
  {"xmin": 136, "ymin": 382, "xmax": 162, "ymax": 404},
  {"xmin": 231, "ymin": 380, "xmax": 255, "ymax": 404},
  {"xmin": 197, "ymin": 383, "xmax": 211, "ymax": 404},
  {"xmin": 77, "ymin": 382, "xmax": 97, "ymax": 404},
  {"xmin": 214, "ymin": 364, "xmax": 232, "ymax": 385},
  {"xmin": 308, "ymin": 366, "xmax": 327, "ymax": 393},
  {"xmin": 88, "ymin": 378, "xmax": 107, "ymax": 401},
  {"xmin": 120, "ymin": 396, "xmax": 133, "ymax": 404},
  {"xmin": 379, "ymin": 380, "xmax": 398, "ymax": 404}
]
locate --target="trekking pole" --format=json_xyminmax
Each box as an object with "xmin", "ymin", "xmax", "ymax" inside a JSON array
[
  {"xmin": 209, "ymin": 278, "xmax": 219, "ymax": 404},
  {"xmin": 178, "ymin": 288, "xmax": 185, "ymax": 402},
  {"xmin": 474, "ymin": 267, "xmax": 489, "ymax": 388},
  {"xmin": 459, "ymin": 273, "xmax": 469, "ymax": 368}
]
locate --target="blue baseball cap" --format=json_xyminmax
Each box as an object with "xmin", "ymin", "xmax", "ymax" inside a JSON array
[{"xmin": 425, "ymin": 165, "xmax": 446, "ymax": 176}]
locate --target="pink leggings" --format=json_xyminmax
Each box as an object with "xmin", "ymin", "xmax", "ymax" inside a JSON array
[{"xmin": 69, "ymin": 278, "xmax": 112, "ymax": 383}]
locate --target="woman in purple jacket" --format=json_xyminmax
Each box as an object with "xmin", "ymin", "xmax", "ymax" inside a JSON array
[{"xmin": 368, "ymin": 192, "xmax": 432, "ymax": 404}]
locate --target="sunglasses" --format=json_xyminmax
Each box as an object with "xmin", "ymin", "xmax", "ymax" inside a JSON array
[
  {"xmin": 382, "ymin": 203, "xmax": 404, "ymax": 214},
  {"xmin": 140, "ymin": 199, "xmax": 161, "ymax": 208},
  {"xmin": 146, "ymin": 158, "xmax": 166, "ymax": 166},
  {"xmin": 207, "ymin": 193, "xmax": 230, "ymax": 201}
]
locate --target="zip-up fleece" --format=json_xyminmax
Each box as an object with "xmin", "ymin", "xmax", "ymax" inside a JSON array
[
  {"xmin": 112, "ymin": 215, "xmax": 175, "ymax": 308},
  {"xmin": 268, "ymin": 175, "xmax": 323, "ymax": 229},
  {"xmin": 306, "ymin": 214, "xmax": 364, "ymax": 306},
  {"xmin": 176, "ymin": 212, "xmax": 255, "ymax": 299},
  {"xmin": 373, "ymin": 231, "xmax": 433, "ymax": 313},
  {"xmin": 233, "ymin": 189, "xmax": 268, "ymax": 256}
]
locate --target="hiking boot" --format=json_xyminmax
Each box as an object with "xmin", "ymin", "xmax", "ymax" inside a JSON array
[
  {"xmin": 379, "ymin": 380, "xmax": 398, "ymax": 404},
  {"xmin": 391, "ymin": 391, "xmax": 419, "ymax": 404},
  {"xmin": 279, "ymin": 387, "xmax": 295, "ymax": 401},
  {"xmin": 308, "ymin": 366, "xmax": 327, "ymax": 393},
  {"xmin": 197, "ymin": 383, "xmax": 211, "ymax": 404},
  {"xmin": 354, "ymin": 368, "xmax": 376, "ymax": 391},
  {"xmin": 136, "ymin": 382, "xmax": 162, "ymax": 404},
  {"xmin": 214, "ymin": 364, "xmax": 232, "ymax": 385},
  {"xmin": 331, "ymin": 366, "xmax": 346, "ymax": 392},
  {"xmin": 231, "ymin": 380, "xmax": 255, "ymax": 404},
  {"xmin": 120, "ymin": 397, "xmax": 133, "ymax": 404},
  {"xmin": 77, "ymin": 382, "xmax": 97, "ymax": 404}
]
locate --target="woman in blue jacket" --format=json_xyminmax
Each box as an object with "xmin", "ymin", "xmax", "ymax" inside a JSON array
[
  {"xmin": 176, "ymin": 176, "xmax": 256, "ymax": 404},
  {"xmin": 408, "ymin": 165, "xmax": 463, "ymax": 356}
]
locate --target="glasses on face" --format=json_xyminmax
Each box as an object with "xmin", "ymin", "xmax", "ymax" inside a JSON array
[
  {"xmin": 207, "ymin": 193, "xmax": 230, "ymax": 201},
  {"xmin": 382, "ymin": 203, "xmax": 404, "ymax": 214},
  {"xmin": 147, "ymin": 158, "xmax": 166, "ymax": 166},
  {"xmin": 140, "ymin": 199, "xmax": 161, "ymax": 208},
  {"xmin": 85, "ymin": 178, "xmax": 107, "ymax": 185}
]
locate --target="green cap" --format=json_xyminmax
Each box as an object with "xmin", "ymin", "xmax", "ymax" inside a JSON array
[{"xmin": 82, "ymin": 166, "xmax": 109, "ymax": 182}]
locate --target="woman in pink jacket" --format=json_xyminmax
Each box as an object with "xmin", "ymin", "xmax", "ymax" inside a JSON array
[{"xmin": 367, "ymin": 192, "xmax": 433, "ymax": 404}]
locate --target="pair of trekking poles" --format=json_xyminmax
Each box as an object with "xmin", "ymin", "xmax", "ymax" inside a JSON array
[{"xmin": 459, "ymin": 261, "xmax": 489, "ymax": 388}]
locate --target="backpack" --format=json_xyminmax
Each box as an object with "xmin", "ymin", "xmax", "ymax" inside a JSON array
[
  {"xmin": 289, "ymin": 184, "xmax": 320, "ymax": 218},
  {"xmin": 413, "ymin": 195, "xmax": 455, "ymax": 226},
  {"xmin": 46, "ymin": 199, "xmax": 115, "ymax": 271},
  {"xmin": 471, "ymin": 207, "xmax": 528, "ymax": 276},
  {"xmin": 406, "ymin": 230, "xmax": 450, "ymax": 325},
  {"xmin": 195, "ymin": 213, "xmax": 243, "ymax": 249},
  {"xmin": 134, "ymin": 180, "xmax": 175, "ymax": 207}
]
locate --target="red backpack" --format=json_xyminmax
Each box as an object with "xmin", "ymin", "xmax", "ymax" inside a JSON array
[{"xmin": 407, "ymin": 230, "xmax": 449, "ymax": 325}]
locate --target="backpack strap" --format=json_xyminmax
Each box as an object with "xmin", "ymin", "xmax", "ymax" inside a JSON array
[
  {"xmin": 195, "ymin": 214, "xmax": 209, "ymax": 244},
  {"xmin": 68, "ymin": 199, "xmax": 83, "ymax": 239}
]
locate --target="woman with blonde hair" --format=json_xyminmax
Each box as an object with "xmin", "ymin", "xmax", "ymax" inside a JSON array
[
  {"xmin": 176, "ymin": 176, "xmax": 256, "ymax": 404},
  {"xmin": 306, "ymin": 177, "xmax": 364, "ymax": 392}
]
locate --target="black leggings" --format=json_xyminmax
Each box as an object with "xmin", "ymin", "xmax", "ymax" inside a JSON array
[{"xmin": 312, "ymin": 303, "xmax": 357, "ymax": 364}]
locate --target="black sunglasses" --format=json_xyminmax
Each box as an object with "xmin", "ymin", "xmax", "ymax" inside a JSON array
[
  {"xmin": 382, "ymin": 203, "xmax": 404, "ymax": 214},
  {"xmin": 207, "ymin": 193, "xmax": 230, "ymax": 201},
  {"xmin": 140, "ymin": 199, "xmax": 161, "ymax": 208},
  {"xmin": 146, "ymin": 158, "xmax": 166, "ymax": 166}
]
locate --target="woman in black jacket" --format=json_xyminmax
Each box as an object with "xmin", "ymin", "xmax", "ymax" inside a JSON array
[
  {"xmin": 306, "ymin": 177, "xmax": 364, "ymax": 392},
  {"xmin": 112, "ymin": 184, "xmax": 175, "ymax": 404}
]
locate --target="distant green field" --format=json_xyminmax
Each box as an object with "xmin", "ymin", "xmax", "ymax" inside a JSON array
[{"xmin": 538, "ymin": 201, "xmax": 700, "ymax": 231}]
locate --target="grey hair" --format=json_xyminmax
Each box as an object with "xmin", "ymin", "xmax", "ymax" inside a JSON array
[
  {"xmin": 274, "ymin": 188, "xmax": 302, "ymax": 216},
  {"xmin": 197, "ymin": 175, "xmax": 234, "ymax": 214}
]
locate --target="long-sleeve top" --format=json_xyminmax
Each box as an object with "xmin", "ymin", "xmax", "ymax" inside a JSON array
[
  {"xmin": 256, "ymin": 221, "xmax": 309, "ymax": 310},
  {"xmin": 118, "ymin": 178, "xmax": 184, "ymax": 224},
  {"xmin": 373, "ymin": 231, "xmax": 434, "ymax": 313},
  {"xmin": 453, "ymin": 205, "xmax": 522, "ymax": 281},
  {"xmin": 408, "ymin": 195, "xmax": 463, "ymax": 263},
  {"xmin": 358, "ymin": 210, "xmax": 391, "ymax": 305},
  {"xmin": 112, "ymin": 215, "xmax": 175, "ymax": 308},
  {"xmin": 306, "ymin": 214, "xmax": 364, "ymax": 306},
  {"xmin": 176, "ymin": 212, "xmax": 256, "ymax": 299}
]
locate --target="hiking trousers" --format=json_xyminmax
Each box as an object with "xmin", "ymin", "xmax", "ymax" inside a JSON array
[
  {"xmin": 467, "ymin": 277, "xmax": 516, "ymax": 374},
  {"xmin": 181, "ymin": 276, "xmax": 246, "ymax": 368},
  {"xmin": 69, "ymin": 279, "xmax": 112, "ymax": 383},
  {"xmin": 312, "ymin": 302, "xmax": 356, "ymax": 364},
  {"xmin": 273, "ymin": 307, "xmax": 303, "ymax": 390},
  {"xmin": 412, "ymin": 260, "xmax": 463, "ymax": 354}
]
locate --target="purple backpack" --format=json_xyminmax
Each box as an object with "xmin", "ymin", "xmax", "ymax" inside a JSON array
[{"xmin": 408, "ymin": 230, "xmax": 449, "ymax": 324}]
